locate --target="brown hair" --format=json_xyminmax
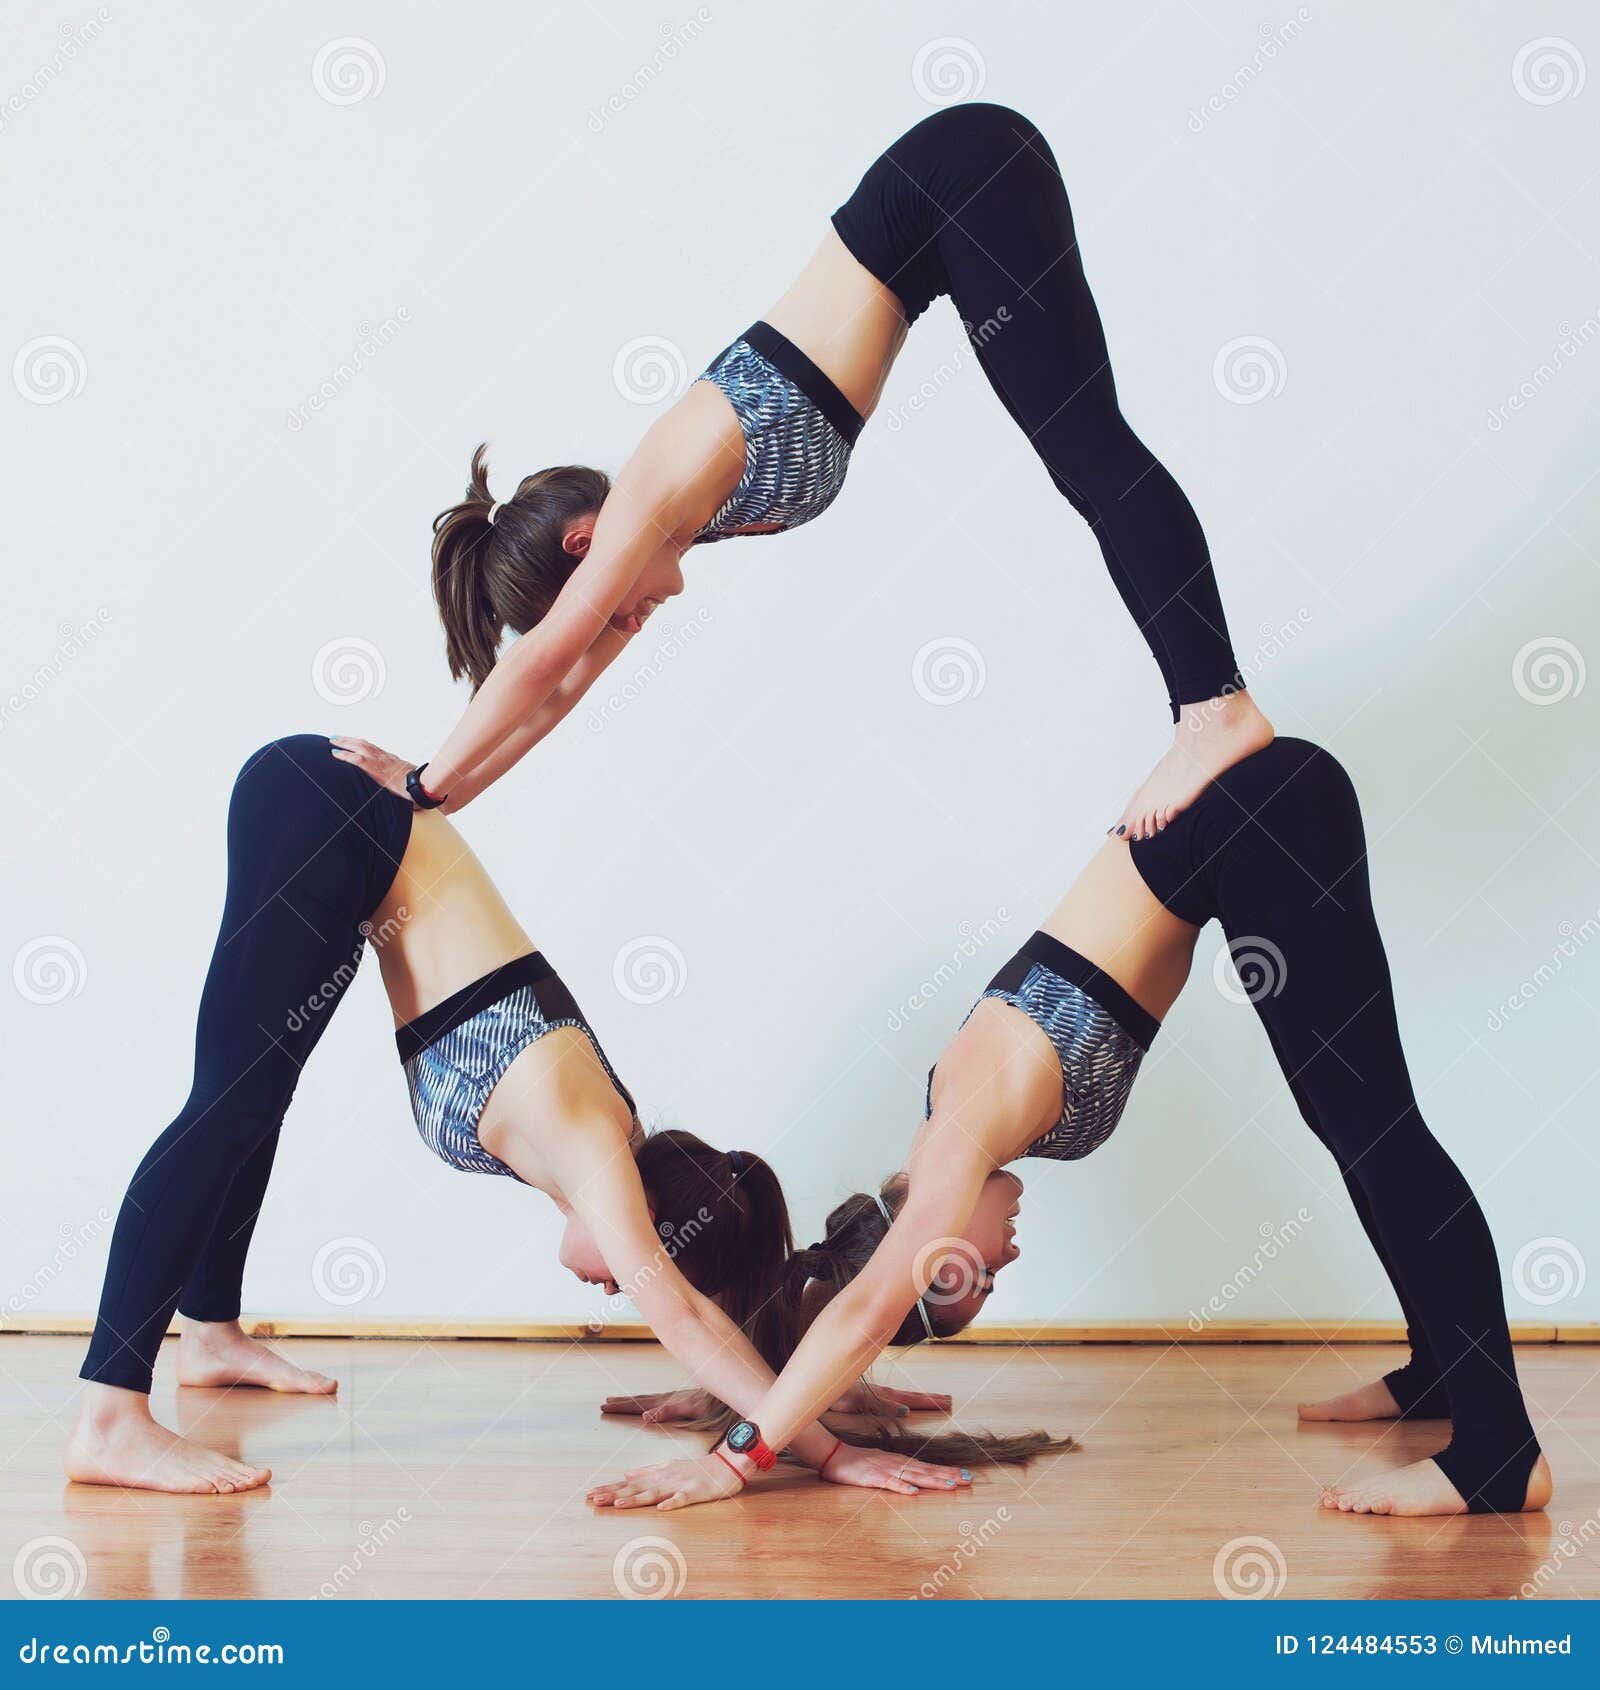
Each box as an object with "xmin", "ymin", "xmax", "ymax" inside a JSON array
[
  {"xmin": 634, "ymin": 1129, "xmax": 794, "ymax": 1379},
  {"xmin": 667, "ymin": 1169, "xmax": 1077, "ymax": 1471},
  {"xmin": 431, "ymin": 443, "xmax": 610, "ymax": 692}
]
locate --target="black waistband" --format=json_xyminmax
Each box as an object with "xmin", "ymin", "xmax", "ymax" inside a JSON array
[
  {"xmin": 395, "ymin": 951, "xmax": 555, "ymax": 1064},
  {"xmin": 1020, "ymin": 932, "xmax": 1162, "ymax": 1050},
  {"xmin": 742, "ymin": 321, "xmax": 865, "ymax": 446}
]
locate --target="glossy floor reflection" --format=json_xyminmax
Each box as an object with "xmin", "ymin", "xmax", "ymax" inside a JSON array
[{"xmin": 3, "ymin": 1337, "xmax": 1594, "ymax": 1600}]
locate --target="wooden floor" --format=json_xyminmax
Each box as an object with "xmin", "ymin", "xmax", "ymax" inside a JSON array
[{"xmin": 3, "ymin": 1336, "xmax": 1595, "ymax": 1600}]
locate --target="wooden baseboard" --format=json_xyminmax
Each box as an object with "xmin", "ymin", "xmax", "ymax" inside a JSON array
[{"xmin": 4, "ymin": 1315, "xmax": 1595, "ymax": 1344}]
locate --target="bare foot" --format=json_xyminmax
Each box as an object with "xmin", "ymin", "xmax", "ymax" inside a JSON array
[
  {"xmin": 1320, "ymin": 1454, "xmax": 1552, "ymax": 1518},
  {"xmin": 1298, "ymin": 1378, "xmax": 1407, "ymax": 1422},
  {"xmin": 1115, "ymin": 691, "xmax": 1274, "ymax": 840},
  {"xmin": 65, "ymin": 1385, "xmax": 271, "ymax": 1494},
  {"xmin": 176, "ymin": 1319, "xmax": 336, "ymax": 1394}
]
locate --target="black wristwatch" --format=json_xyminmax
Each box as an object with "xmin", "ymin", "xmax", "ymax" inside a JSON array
[
  {"xmin": 721, "ymin": 1419, "xmax": 777, "ymax": 1471},
  {"xmin": 405, "ymin": 763, "xmax": 448, "ymax": 810}
]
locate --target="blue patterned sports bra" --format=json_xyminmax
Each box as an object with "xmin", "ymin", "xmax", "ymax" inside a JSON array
[{"xmin": 693, "ymin": 321, "xmax": 865, "ymax": 545}]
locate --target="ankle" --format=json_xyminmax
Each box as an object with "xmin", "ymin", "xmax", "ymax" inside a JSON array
[
  {"xmin": 180, "ymin": 1317, "xmax": 245, "ymax": 1350},
  {"xmin": 76, "ymin": 1382, "xmax": 152, "ymax": 1433},
  {"xmin": 1176, "ymin": 689, "xmax": 1259, "ymax": 733}
]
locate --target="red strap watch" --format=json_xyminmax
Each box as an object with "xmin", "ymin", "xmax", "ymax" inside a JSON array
[{"xmin": 722, "ymin": 1419, "xmax": 777, "ymax": 1472}]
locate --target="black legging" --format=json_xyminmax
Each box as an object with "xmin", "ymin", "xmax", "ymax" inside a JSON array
[
  {"xmin": 832, "ymin": 102, "xmax": 1243, "ymax": 715},
  {"xmin": 1132, "ymin": 738, "xmax": 1540, "ymax": 1513},
  {"xmin": 81, "ymin": 736, "xmax": 411, "ymax": 1393}
]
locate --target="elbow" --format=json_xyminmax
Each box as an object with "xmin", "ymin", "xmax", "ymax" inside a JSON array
[
  {"xmin": 643, "ymin": 1292, "xmax": 710, "ymax": 1351},
  {"xmin": 837, "ymin": 1281, "xmax": 912, "ymax": 1353}
]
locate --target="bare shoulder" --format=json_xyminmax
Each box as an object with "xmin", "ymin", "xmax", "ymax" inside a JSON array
[
  {"xmin": 927, "ymin": 1000, "xmax": 1061, "ymax": 1162},
  {"xmin": 477, "ymin": 1026, "xmax": 633, "ymax": 1153},
  {"xmin": 624, "ymin": 381, "xmax": 746, "ymax": 537}
]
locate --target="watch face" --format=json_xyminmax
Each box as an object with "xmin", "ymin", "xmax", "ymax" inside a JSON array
[{"xmin": 726, "ymin": 1421, "xmax": 758, "ymax": 1453}]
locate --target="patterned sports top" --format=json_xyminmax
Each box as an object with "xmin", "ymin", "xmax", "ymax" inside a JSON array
[
  {"xmin": 693, "ymin": 320, "xmax": 865, "ymax": 545},
  {"xmin": 927, "ymin": 932, "xmax": 1160, "ymax": 1163}
]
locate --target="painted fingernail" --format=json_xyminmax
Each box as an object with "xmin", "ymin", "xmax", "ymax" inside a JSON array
[
  {"xmin": 1115, "ymin": 825, "xmax": 1126, "ymax": 836},
  {"xmin": 897, "ymin": 1404, "xmax": 908, "ymax": 1416},
  {"xmin": 960, "ymin": 1469, "xmax": 972, "ymax": 1480}
]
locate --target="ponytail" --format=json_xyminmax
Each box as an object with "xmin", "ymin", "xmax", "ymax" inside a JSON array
[
  {"xmin": 648, "ymin": 1163, "xmax": 1077, "ymax": 1471},
  {"xmin": 430, "ymin": 444, "xmax": 501, "ymax": 690},
  {"xmin": 430, "ymin": 444, "xmax": 612, "ymax": 693}
]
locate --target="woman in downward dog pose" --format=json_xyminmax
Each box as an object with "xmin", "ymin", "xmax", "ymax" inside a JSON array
[
  {"xmin": 67, "ymin": 734, "xmax": 969, "ymax": 1500},
  {"xmin": 591, "ymin": 738, "xmax": 1550, "ymax": 1518},
  {"xmin": 334, "ymin": 102, "xmax": 1271, "ymax": 838}
]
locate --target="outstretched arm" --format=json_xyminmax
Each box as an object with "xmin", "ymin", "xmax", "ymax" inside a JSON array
[
  {"xmin": 437, "ymin": 624, "xmax": 633, "ymax": 811},
  {"xmin": 420, "ymin": 397, "xmax": 741, "ymax": 805},
  {"xmin": 329, "ymin": 627, "xmax": 635, "ymax": 810},
  {"xmin": 558, "ymin": 1124, "xmax": 969, "ymax": 1503},
  {"xmin": 738, "ymin": 1153, "xmax": 992, "ymax": 1456}
]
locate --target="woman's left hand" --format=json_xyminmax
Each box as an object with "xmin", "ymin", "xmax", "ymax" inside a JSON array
[
  {"xmin": 587, "ymin": 1453, "xmax": 745, "ymax": 1512},
  {"xmin": 329, "ymin": 737, "xmax": 416, "ymax": 801}
]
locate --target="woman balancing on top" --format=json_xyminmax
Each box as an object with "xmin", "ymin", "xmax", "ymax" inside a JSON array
[{"xmin": 334, "ymin": 103, "xmax": 1271, "ymax": 831}]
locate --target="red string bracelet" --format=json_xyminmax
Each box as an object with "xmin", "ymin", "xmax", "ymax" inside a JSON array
[
  {"xmin": 712, "ymin": 1448, "xmax": 747, "ymax": 1487},
  {"xmin": 817, "ymin": 1437, "xmax": 845, "ymax": 1478}
]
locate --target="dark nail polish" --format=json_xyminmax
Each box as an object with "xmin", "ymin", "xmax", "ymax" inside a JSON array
[{"xmin": 1115, "ymin": 825, "xmax": 1126, "ymax": 837}]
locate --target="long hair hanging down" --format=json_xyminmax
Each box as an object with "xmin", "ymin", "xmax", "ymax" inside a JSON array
[{"xmin": 661, "ymin": 1175, "xmax": 1077, "ymax": 1471}]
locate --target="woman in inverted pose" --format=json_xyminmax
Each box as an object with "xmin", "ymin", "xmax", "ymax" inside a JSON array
[
  {"xmin": 590, "ymin": 738, "xmax": 1550, "ymax": 1518},
  {"xmin": 66, "ymin": 734, "xmax": 968, "ymax": 1499},
  {"xmin": 333, "ymin": 102, "xmax": 1271, "ymax": 836}
]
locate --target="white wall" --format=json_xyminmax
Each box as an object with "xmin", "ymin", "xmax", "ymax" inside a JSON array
[{"xmin": 4, "ymin": 1, "xmax": 1597, "ymax": 1336}]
